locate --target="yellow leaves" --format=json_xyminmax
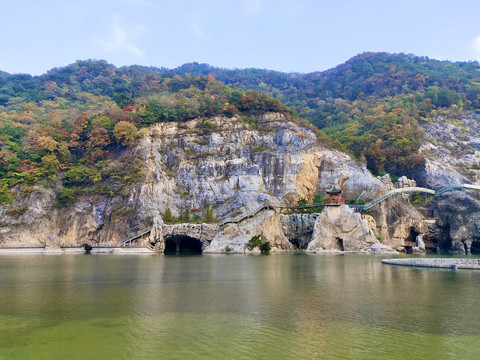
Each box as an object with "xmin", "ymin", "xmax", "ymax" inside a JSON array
[
  {"xmin": 113, "ymin": 121, "xmax": 138, "ymax": 147},
  {"xmin": 36, "ymin": 135, "xmax": 59, "ymax": 152},
  {"xmin": 51, "ymin": 116, "xmax": 62, "ymax": 128}
]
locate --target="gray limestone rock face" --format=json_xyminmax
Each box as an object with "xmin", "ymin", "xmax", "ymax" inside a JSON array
[
  {"xmin": 280, "ymin": 213, "xmax": 319, "ymax": 249},
  {"xmin": 148, "ymin": 216, "xmax": 164, "ymax": 251},
  {"xmin": 369, "ymin": 243, "xmax": 393, "ymax": 252},
  {"xmin": 417, "ymin": 112, "xmax": 480, "ymax": 253},
  {"xmin": 430, "ymin": 192, "xmax": 480, "ymax": 253},
  {"xmin": 416, "ymin": 234, "xmax": 426, "ymax": 250},
  {"xmin": 161, "ymin": 223, "xmax": 219, "ymax": 250},
  {"xmin": 45, "ymin": 234, "xmax": 60, "ymax": 249},
  {"xmin": 205, "ymin": 210, "xmax": 293, "ymax": 253},
  {"xmin": 1, "ymin": 114, "xmax": 423, "ymax": 249},
  {"xmin": 307, "ymin": 205, "xmax": 377, "ymax": 252}
]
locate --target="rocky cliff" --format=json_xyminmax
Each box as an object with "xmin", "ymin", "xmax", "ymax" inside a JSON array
[
  {"xmin": 0, "ymin": 113, "xmax": 430, "ymax": 252},
  {"xmin": 418, "ymin": 111, "xmax": 480, "ymax": 253}
]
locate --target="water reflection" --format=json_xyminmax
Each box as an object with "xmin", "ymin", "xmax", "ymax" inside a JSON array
[{"xmin": 1, "ymin": 254, "xmax": 480, "ymax": 359}]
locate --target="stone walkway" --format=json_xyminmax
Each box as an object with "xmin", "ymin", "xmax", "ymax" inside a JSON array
[{"xmin": 381, "ymin": 258, "xmax": 480, "ymax": 269}]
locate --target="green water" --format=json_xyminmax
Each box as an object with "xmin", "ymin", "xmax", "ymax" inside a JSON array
[{"xmin": 0, "ymin": 254, "xmax": 479, "ymax": 359}]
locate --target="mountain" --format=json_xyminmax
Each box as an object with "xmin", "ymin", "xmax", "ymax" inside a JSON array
[
  {"xmin": 0, "ymin": 112, "xmax": 423, "ymax": 253},
  {"xmin": 1, "ymin": 53, "xmax": 479, "ymax": 178},
  {"xmin": 1, "ymin": 53, "xmax": 480, "ymax": 253}
]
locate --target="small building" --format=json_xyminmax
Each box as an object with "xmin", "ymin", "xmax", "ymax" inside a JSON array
[{"xmin": 325, "ymin": 185, "xmax": 345, "ymax": 206}]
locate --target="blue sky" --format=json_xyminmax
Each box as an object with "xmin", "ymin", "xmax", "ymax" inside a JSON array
[{"xmin": 2, "ymin": 0, "xmax": 480, "ymax": 75}]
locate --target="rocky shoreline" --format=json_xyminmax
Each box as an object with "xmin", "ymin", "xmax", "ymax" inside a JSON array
[{"xmin": 381, "ymin": 258, "xmax": 480, "ymax": 269}]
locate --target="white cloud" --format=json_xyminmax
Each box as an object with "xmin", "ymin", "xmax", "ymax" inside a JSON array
[
  {"xmin": 94, "ymin": 14, "xmax": 145, "ymax": 57},
  {"xmin": 242, "ymin": 0, "xmax": 262, "ymax": 15},
  {"xmin": 472, "ymin": 34, "xmax": 480, "ymax": 57}
]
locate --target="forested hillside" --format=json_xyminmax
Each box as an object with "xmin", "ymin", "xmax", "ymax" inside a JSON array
[
  {"xmin": 1, "ymin": 52, "xmax": 480, "ymax": 206},
  {"xmin": 166, "ymin": 53, "xmax": 480, "ymax": 176},
  {"xmin": 0, "ymin": 63, "xmax": 291, "ymax": 205}
]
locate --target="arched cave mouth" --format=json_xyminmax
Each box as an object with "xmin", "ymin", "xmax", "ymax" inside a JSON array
[
  {"xmin": 81, "ymin": 243, "xmax": 92, "ymax": 254},
  {"xmin": 164, "ymin": 235, "xmax": 203, "ymax": 255},
  {"xmin": 471, "ymin": 239, "xmax": 480, "ymax": 254},
  {"xmin": 410, "ymin": 228, "xmax": 419, "ymax": 243}
]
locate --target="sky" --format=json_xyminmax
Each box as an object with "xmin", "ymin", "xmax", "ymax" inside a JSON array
[{"xmin": 1, "ymin": 0, "xmax": 480, "ymax": 75}]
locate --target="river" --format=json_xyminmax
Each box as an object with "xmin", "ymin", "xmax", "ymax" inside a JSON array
[{"xmin": 0, "ymin": 253, "xmax": 479, "ymax": 359}]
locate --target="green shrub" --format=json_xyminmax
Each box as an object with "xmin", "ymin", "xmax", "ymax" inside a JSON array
[
  {"xmin": 253, "ymin": 144, "xmax": 268, "ymax": 152},
  {"xmin": 202, "ymin": 202, "xmax": 215, "ymax": 223},
  {"xmin": 163, "ymin": 208, "xmax": 174, "ymax": 224},
  {"xmin": 0, "ymin": 180, "xmax": 14, "ymax": 205},
  {"xmin": 5, "ymin": 205, "xmax": 28, "ymax": 218},
  {"xmin": 247, "ymin": 235, "xmax": 262, "ymax": 250},
  {"xmin": 63, "ymin": 165, "xmax": 101, "ymax": 186},
  {"xmin": 260, "ymin": 241, "xmax": 271, "ymax": 254},
  {"xmin": 199, "ymin": 119, "xmax": 218, "ymax": 134},
  {"xmin": 375, "ymin": 235, "xmax": 384, "ymax": 242},
  {"xmin": 411, "ymin": 193, "xmax": 426, "ymax": 206},
  {"xmin": 57, "ymin": 187, "xmax": 76, "ymax": 206}
]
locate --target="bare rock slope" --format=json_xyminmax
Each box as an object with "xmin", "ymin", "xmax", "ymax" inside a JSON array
[{"xmin": 0, "ymin": 114, "xmax": 425, "ymax": 251}]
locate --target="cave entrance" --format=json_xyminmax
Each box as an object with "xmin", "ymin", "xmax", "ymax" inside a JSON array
[
  {"xmin": 462, "ymin": 241, "xmax": 469, "ymax": 254},
  {"xmin": 437, "ymin": 239, "xmax": 452, "ymax": 254},
  {"xmin": 410, "ymin": 228, "xmax": 419, "ymax": 243},
  {"xmin": 334, "ymin": 237, "xmax": 344, "ymax": 251},
  {"xmin": 81, "ymin": 243, "xmax": 92, "ymax": 254},
  {"xmin": 164, "ymin": 235, "xmax": 203, "ymax": 255},
  {"xmin": 290, "ymin": 238, "xmax": 309, "ymax": 250},
  {"xmin": 471, "ymin": 239, "xmax": 480, "ymax": 254},
  {"xmin": 437, "ymin": 223, "xmax": 452, "ymax": 254}
]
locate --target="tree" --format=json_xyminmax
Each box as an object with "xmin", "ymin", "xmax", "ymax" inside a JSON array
[
  {"xmin": 68, "ymin": 112, "xmax": 90, "ymax": 156},
  {"xmin": 163, "ymin": 208, "xmax": 174, "ymax": 224},
  {"xmin": 63, "ymin": 165, "xmax": 101, "ymax": 186},
  {"xmin": 297, "ymin": 198, "xmax": 308, "ymax": 210},
  {"xmin": 0, "ymin": 180, "xmax": 14, "ymax": 205},
  {"xmin": 113, "ymin": 92, "xmax": 134, "ymax": 108},
  {"xmin": 247, "ymin": 235, "xmax": 262, "ymax": 250},
  {"xmin": 203, "ymin": 202, "xmax": 215, "ymax": 223},
  {"xmin": 39, "ymin": 154, "xmax": 60, "ymax": 176},
  {"xmin": 36, "ymin": 135, "xmax": 59, "ymax": 152},
  {"xmin": 113, "ymin": 121, "xmax": 138, "ymax": 147},
  {"xmin": 86, "ymin": 127, "xmax": 110, "ymax": 148},
  {"xmin": 57, "ymin": 187, "xmax": 76, "ymax": 206}
]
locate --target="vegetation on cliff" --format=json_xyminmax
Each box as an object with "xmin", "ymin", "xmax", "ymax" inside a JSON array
[
  {"xmin": 0, "ymin": 63, "xmax": 291, "ymax": 204},
  {"xmin": 164, "ymin": 53, "xmax": 480, "ymax": 176},
  {"xmin": 1, "ymin": 53, "xmax": 480, "ymax": 206}
]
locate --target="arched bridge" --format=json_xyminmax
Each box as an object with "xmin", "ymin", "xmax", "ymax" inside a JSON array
[{"xmin": 358, "ymin": 184, "xmax": 480, "ymax": 210}]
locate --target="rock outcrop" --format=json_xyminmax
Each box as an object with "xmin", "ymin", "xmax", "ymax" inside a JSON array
[
  {"xmin": 367, "ymin": 197, "xmax": 428, "ymax": 249},
  {"xmin": 205, "ymin": 209, "xmax": 293, "ymax": 253},
  {"xmin": 307, "ymin": 205, "xmax": 377, "ymax": 252},
  {"xmin": 0, "ymin": 113, "xmax": 434, "ymax": 252},
  {"xmin": 280, "ymin": 213, "xmax": 319, "ymax": 250},
  {"xmin": 418, "ymin": 111, "xmax": 480, "ymax": 253}
]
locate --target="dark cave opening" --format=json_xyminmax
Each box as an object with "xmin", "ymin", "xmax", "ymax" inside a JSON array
[
  {"xmin": 334, "ymin": 237, "xmax": 344, "ymax": 251},
  {"xmin": 81, "ymin": 243, "xmax": 92, "ymax": 254},
  {"xmin": 164, "ymin": 235, "xmax": 203, "ymax": 255},
  {"xmin": 410, "ymin": 228, "xmax": 419, "ymax": 244},
  {"xmin": 471, "ymin": 239, "xmax": 480, "ymax": 254}
]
